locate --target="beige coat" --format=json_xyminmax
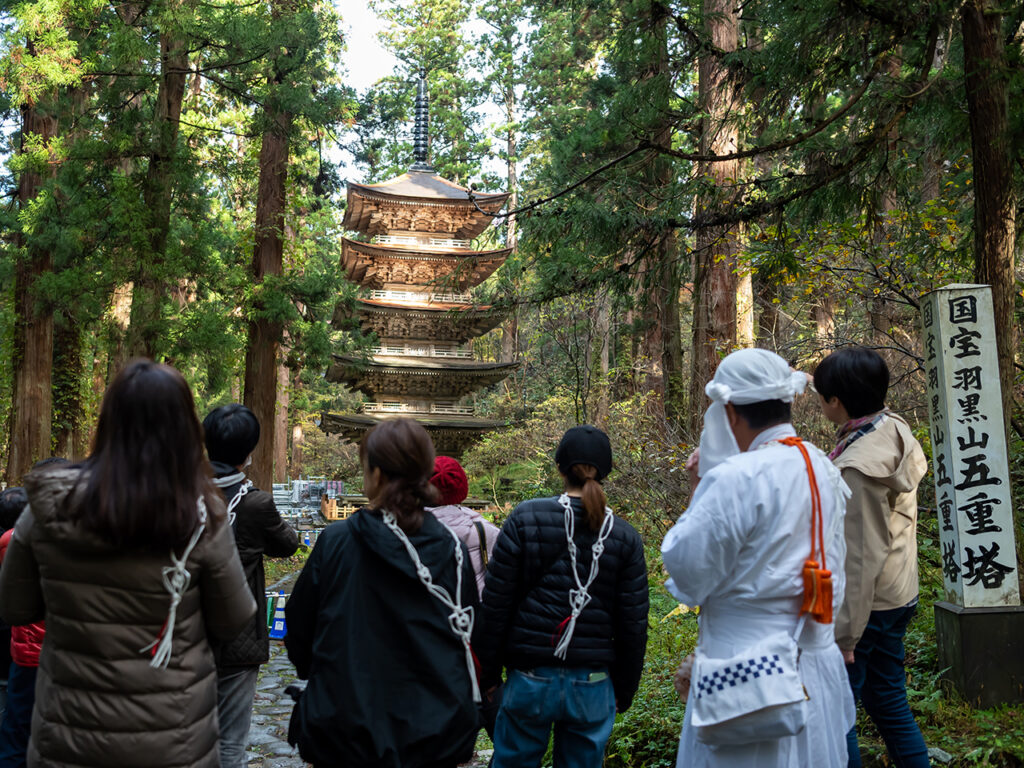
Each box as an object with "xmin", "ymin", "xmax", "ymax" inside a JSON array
[
  {"xmin": 834, "ymin": 414, "xmax": 927, "ymax": 651},
  {"xmin": 0, "ymin": 466, "xmax": 256, "ymax": 768}
]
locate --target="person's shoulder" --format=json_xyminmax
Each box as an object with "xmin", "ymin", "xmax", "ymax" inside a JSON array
[
  {"xmin": 428, "ymin": 503, "xmax": 468, "ymax": 526},
  {"xmin": 834, "ymin": 416, "xmax": 910, "ymax": 471},
  {"xmin": 315, "ymin": 517, "xmax": 354, "ymax": 548},
  {"xmin": 608, "ymin": 513, "xmax": 643, "ymax": 547},
  {"xmin": 238, "ymin": 487, "xmax": 276, "ymax": 509},
  {"xmin": 232, "ymin": 488, "xmax": 282, "ymax": 522},
  {"xmin": 509, "ymin": 496, "xmax": 562, "ymax": 522},
  {"xmin": 704, "ymin": 451, "xmax": 763, "ymax": 485},
  {"xmin": 23, "ymin": 465, "xmax": 83, "ymax": 522}
]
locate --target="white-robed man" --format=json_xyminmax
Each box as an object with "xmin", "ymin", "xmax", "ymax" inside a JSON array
[{"xmin": 662, "ymin": 349, "xmax": 855, "ymax": 768}]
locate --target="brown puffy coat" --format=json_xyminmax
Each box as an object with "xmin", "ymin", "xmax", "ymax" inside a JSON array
[{"xmin": 0, "ymin": 466, "xmax": 256, "ymax": 768}]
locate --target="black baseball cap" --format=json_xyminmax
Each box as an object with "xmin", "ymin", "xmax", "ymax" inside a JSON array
[{"xmin": 555, "ymin": 425, "xmax": 613, "ymax": 480}]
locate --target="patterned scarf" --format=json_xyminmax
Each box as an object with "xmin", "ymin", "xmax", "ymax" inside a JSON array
[{"xmin": 829, "ymin": 409, "xmax": 889, "ymax": 460}]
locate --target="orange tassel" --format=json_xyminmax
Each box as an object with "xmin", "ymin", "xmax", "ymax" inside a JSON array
[
  {"xmin": 801, "ymin": 560, "xmax": 819, "ymax": 615},
  {"xmin": 817, "ymin": 570, "xmax": 833, "ymax": 624},
  {"xmin": 783, "ymin": 436, "xmax": 834, "ymax": 625},
  {"xmin": 801, "ymin": 561, "xmax": 834, "ymax": 624}
]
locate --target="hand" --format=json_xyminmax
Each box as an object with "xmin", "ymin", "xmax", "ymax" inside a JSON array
[
  {"xmin": 674, "ymin": 654, "xmax": 694, "ymax": 703},
  {"xmin": 685, "ymin": 449, "xmax": 700, "ymax": 497},
  {"xmin": 842, "ymin": 649, "xmax": 855, "ymax": 664}
]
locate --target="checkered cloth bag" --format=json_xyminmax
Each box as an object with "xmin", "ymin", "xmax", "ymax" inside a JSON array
[{"xmin": 690, "ymin": 617, "xmax": 809, "ymax": 745}]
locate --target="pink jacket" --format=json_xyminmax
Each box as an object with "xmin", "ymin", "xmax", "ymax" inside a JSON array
[{"xmin": 427, "ymin": 505, "xmax": 499, "ymax": 597}]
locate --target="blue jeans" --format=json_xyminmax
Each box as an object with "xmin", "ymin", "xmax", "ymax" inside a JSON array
[
  {"xmin": 217, "ymin": 666, "xmax": 260, "ymax": 768},
  {"xmin": 0, "ymin": 663, "xmax": 37, "ymax": 768},
  {"xmin": 845, "ymin": 602, "xmax": 929, "ymax": 768},
  {"xmin": 492, "ymin": 667, "xmax": 616, "ymax": 768}
]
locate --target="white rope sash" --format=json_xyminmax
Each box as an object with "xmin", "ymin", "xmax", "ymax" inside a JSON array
[
  {"xmin": 213, "ymin": 472, "xmax": 252, "ymax": 526},
  {"xmin": 554, "ymin": 492, "xmax": 614, "ymax": 660},
  {"xmin": 141, "ymin": 494, "xmax": 209, "ymax": 669},
  {"xmin": 381, "ymin": 510, "xmax": 481, "ymax": 703}
]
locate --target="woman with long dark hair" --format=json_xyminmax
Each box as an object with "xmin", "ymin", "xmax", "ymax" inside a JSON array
[
  {"xmin": 285, "ymin": 417, "xmax": 480, "ymax": 768},
  {"xmin": 0, "ymin": 360, "xmax": 255, "ymax": 768},
  {"xmin": 474, "ymin": 425, "xmax": 650, "ymax": 768}
]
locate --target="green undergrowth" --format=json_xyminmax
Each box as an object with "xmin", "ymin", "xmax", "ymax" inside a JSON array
[
  {"xmin": 605, "ymin": 573, "xmax": 692, "ymax": 768},
  {"xmin": 264, "ymin": 547, "xmax": 310, "ymax": 586}
]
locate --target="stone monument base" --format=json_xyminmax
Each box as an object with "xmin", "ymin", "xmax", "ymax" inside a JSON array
[{"xmin": 934, "ymin": 601, "xmax": 1024, "ymax": 708}]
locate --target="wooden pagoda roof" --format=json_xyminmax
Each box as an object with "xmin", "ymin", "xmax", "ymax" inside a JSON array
[
  {"xmin": 325, "ymin": 354, "xmax": 518, "ymax": 398},
  {"xmin": 320, "ymin": 412, "xmax": 505, "ymax": 458},
  {"xmin": 342, "ymin": 170, "xmax": 509, "ymax": 240},
  {"xmin": 341, "ymin": 238, "xmax": 511, "ymax": 290},
  {"xmin": 334, "ymin": 299, "xmax": 507, "ymax": 343}
]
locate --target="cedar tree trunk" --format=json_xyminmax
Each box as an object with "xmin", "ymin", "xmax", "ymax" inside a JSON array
[
  {"xmin": 243, "ymin": 108, "xmax": 292, "ymax": 491},
  {"xmin": 689, "ymin": 0, "xmax": 740, "ymax": 433},
  {"xmin": 962, "ymin": 0, "xmax": 1017, "ymax": 436},
  {"xmin": 7, "ymin": 96, "xmax": 58, "ymax": 482}
]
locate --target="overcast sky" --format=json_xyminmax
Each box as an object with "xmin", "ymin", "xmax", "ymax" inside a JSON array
[{"xmin": 341, "ymin": 3, "xmax": 397, "ymax": 93}]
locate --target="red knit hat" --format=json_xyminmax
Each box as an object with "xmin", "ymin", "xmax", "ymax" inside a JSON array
[{"xmin": 431, "ymin": 456, "xmax": 469, "ymax": 506}]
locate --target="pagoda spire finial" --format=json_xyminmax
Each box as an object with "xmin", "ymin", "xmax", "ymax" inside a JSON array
[{"xmin": 410, "ymin": 68, "xmax": 434, "ymax": 172}]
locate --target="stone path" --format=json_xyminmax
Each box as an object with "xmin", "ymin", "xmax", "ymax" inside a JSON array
[
  {"xmin": 245, "ymin": 641, "xmax": 491, "ymax": 768},
  {"xmin": 245, "ymin": 641, "xmax": 304, "ymax": 767}
]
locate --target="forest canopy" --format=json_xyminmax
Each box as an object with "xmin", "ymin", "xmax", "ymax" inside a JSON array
[{"xmin": 0, "ymin": 0, "xmax": 1020, "ymax": 509}]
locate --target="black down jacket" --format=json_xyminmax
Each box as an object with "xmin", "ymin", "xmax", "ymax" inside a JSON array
[
  {"xmin": 211, "ymin": 462, "xmax": 298, "ymax": 669},
  {"xmin": 285, "ymin": 508, "xmax": 480, "ymax": 768},
  {"xmin": 474, "ymin": 495, "xmax": 649, "ymax": 711}
]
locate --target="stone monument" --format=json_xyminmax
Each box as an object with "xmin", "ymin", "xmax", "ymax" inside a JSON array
[{"xmin": 922, "ymin": 283, "xmax": 1023, "ymax": 707}]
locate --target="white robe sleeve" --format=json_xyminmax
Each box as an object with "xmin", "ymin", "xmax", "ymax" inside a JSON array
[{"xmin": 661, "ymin": 466, "xmax": 753, "ymax": 606}]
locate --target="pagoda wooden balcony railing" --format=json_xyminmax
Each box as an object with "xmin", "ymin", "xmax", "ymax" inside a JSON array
[
  {"xmin": 371, "ymin": 345, "xmax": 474, "ymax": 359},
  {"xmin": 368, "ymin": 289, "xmax": 473, "ymax": 304},
  {"xmin": 372, "ymin": 234, "xmax": 472, "ymax": 249},
  {"xmin": 362, "ymin": 402, "xmax": 476, "ymax": 416}
]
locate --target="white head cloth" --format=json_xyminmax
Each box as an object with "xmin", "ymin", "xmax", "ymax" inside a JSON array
[{"xmin": 697, "ymin": 348, "xmax": 807, "ymax": 476}]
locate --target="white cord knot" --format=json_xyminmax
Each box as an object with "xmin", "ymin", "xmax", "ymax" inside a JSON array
[
  {"xmin": 449, "ymin": 605, "xmax": 474, "ymax": 635},
  {"xmin": 381, "ymin": 510, "xmax": 481, "ymax": 703},
  {"xmin": 569, "ymin": 589, "xmax": 591, "ymax": 613},
  {"xmin": 142, "ymin": 494, "xmax": 207, "ymax": 670},
  {"xmin": 553, "ymin": 494, "xmax": 614, "ymax": 661}
]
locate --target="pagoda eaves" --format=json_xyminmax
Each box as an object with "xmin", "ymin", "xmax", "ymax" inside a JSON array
[
  {"xmin": 321, "ymin": 412, "xmax": 503, "ymax": 458},
  {"xmin": 326, "ymin": 354, "xmax": 517, "ymax": 399},
  {"xmin": 333, "ymin": 299, "xmax": 507, "ymax": 344},
  {"xmin": 343, "ymin": 172, "xmax": 509, "ymax": 240},
  {"xmin": 341, "ymin": 237, "xmax": 511, "ymax": 291}
]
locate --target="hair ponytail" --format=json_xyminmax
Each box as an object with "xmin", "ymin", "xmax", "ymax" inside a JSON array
[
  {"xmin": 375, "ymin": 475, "xmax": 437, "ymax": 533},
  {"xmin": 567, "ymin": 464, "xmax": 606, "ymax": 531},
  {"xmin": 359, "ymin": 418, "xmax": 439, "ymax": 534}
]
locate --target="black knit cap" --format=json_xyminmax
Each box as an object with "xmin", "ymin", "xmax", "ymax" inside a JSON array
[{"xmin": 555, "ymin": 425, "xmax": 613, "ymax": 481}]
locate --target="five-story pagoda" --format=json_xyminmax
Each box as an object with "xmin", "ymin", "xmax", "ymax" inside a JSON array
[{"xmin": 322, "ymin": 72, "xmax": 517, "ymax": 457}]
